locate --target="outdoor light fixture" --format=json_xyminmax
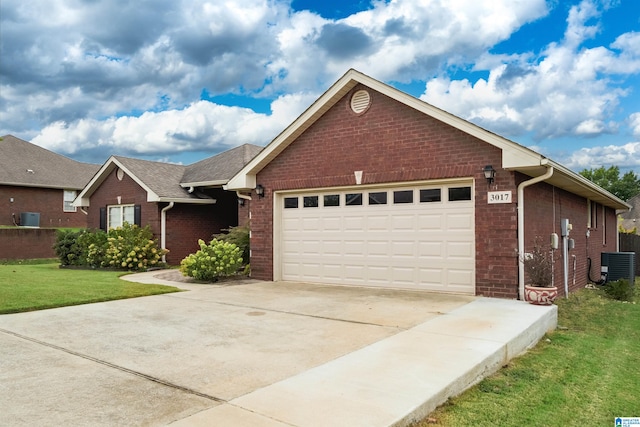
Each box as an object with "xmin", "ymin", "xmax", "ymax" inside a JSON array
[
  {"xmin": 255, "ymin": 184, "xmax": 265, "ymax": 198},
  {"xmin": 483, "ymin": 165, "xmax": 496, "ymax": 184},
  {"xmin": 237, "ymin": 198, "xmax": 245, "ymax": 206}
]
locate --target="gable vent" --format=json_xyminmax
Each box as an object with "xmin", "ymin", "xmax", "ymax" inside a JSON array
[{"xmin": 350, "ymin": 90, "xmax": 371, "ymax": 114}]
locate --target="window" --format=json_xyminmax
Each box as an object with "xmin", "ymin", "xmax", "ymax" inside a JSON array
[
  {"xmin": 303, "ymin": 196, "xmax": 319, "ymax": 208},
  {"xmin": 420, "ymin": 189, "xmax": 441, "ymax": 203},
  {"xmin": 324, "ymin": 194, "xmax": 340, "ymax": 207},
  {"xmin": 108, "ymin": 205, "xmax": 135, "ymax": 229},
  {"xmin": 284, "ymin": 197, "xmax": 298, "ymax": 209},
  {"xmin": 63, "ymin": 190, "xmax": 77, "ymax": 212},
  {"xmin": 393, "ymin": 190, "xmax": 413, "ymax": 204},
  {"xmin": 345, "ymin": 193, "xmax": 363, "ymax": 206},
  {"xmin": 449, "ymin": 187, "xmax": 472, "ymax": 201},
  {"xmin": 368, "ymin": 192, "xmax": 387, "ymax": 205}
]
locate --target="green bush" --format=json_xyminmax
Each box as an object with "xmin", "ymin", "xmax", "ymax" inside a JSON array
[
  {"xmin": 100, "ymin": 223, "xmax": 167, "ymax": 271},
  {"xmin": 53, "ymin": 223, "xmax": 166, "ymax": 271},
  {"xmin": 80, "ymin": 229, "xmax": 108, "ymax": 268},
  {"xmin": 53, "ymin": 229, "xmax": 86, "ymax": 266},
  {"xmin": 213, "ymin": 225, "xmax": 250, "ymax": 264},
  {"xmin": 603, "ymin": 278, "xmax": 635, "ymax": 301},
  {"xmin": 180, "ymin": 239, "xmax": 243, "ymax": 281}
]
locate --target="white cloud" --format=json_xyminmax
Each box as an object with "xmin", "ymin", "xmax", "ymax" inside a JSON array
[
  {"xmin": 630, "ymin": 113, "xmax": 640, "ymax": 138},
  {"xmin": 420, "ymin": 0, "xmax": 639, "ymax": 141},
  {"xmin": 31, "ymin": 92, "xmax": 314, "ymax": 161},
  {"xmin": 566, "ymin": 142, "xmax": 640, "ymax": 169}
]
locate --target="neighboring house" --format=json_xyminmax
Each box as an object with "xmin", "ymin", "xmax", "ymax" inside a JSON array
[
  {"xmin": 74, "ymin": 144, "xmax": 262, "ymax": 264},
  {"xmin": 0, "ymin": 135, "xmax": 99, "ymax": 228},
  {"xmin": 227, "ymin": 69, "xmax": 630, "ymax": 299},
  {"xmin": 619, "ymin": 193, "xmax": 640, "ymax": 232}
]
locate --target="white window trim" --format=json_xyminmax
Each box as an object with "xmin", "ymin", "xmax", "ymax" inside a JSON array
[
  {"xmin": 107, "ymin": 204, "xmax": 135, "ymax": 229},
  {"xmin": 63, "ymin": 190, "xmax": 77, "ymax": 212}
]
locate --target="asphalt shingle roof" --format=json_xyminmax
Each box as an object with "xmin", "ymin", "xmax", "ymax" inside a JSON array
[
  {"xmin": 111, "ymin": 156, "xmax": 194, "ymax": 200},
  {"xmin": 182, "ymin": 144, "xmax": 263, "ymax": 184},
  {"xmin": 0, "ymin": 135, "xmax": 100, "ymax": 189}
]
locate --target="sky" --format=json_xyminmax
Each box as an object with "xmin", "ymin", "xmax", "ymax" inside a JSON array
[{"xmin": 1, "ymin": 0, "xmax": 639, "ymax": 174}]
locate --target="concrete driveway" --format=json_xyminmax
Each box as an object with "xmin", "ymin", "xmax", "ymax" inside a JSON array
[{"xmin": 0, "ymin": 272, "xmax": 556, "ymax": 426}]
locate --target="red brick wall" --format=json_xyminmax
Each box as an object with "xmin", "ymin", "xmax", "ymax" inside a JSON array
[
  {"xmin": 0, "ymin": 185, "xmax": 88, "ymax": 228},
  {"xmin": 164, "ymin": 189, "xmax": 239, "ymax": 264},
  {"xmin": 520, "ymin": 175, "xmax": 618, "ymax": 297},
  {"xmin": 251, "ymin": 84, "xmax": 520, "ymax": 295},
  {"xmin": 87, "ymin": 169, "xmax": 160, "ymax": 232},
  {"xmin": 87, "ymin": 170, "xmax": 240, "ymax": 265},
  {"xmin": 0, "ymin": 228, "xmax": 57, "ymax": 259}
]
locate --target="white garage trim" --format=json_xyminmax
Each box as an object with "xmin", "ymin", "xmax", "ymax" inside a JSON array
[{"xmin": 273, "ymin": 179, "xmax": 476, "ymax": 294}]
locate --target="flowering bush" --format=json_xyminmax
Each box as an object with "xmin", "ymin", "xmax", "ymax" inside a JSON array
[
  {"xmin": 99, "ymin": 223, "xmax": 167, "ymax": 271},
  {"xmin": 180, "ymin": 239, "xmax": 243, "ymax": 281},
  {"xmin": 53, "ymin": 223, "xmax": 166, "ymax": 271}
]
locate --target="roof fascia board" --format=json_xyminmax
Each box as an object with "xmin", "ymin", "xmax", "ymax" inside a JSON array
[
  {"xmin": 546, "ymin": 159, "xmax": 630, "ymax": 210},
  {"xmin": 1, "ymin": 182, "xmax": 84, "ymax": 190},
  {"xmin": 74, "ymin": 157, "xmax": 161, "ymax": 206},
  {"xmin": 157, "ymin": 197, "xmax": 217, "ymax": 204},
  {"xmin": 179, "ymin": 179, "xmax": 228, "ymax": 188}
]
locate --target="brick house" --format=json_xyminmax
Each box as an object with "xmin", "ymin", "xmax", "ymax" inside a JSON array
[
  {"xmin": 619, "ymin": 193, "xmax": 640, "ymax": 233},
  {"xmin": 227, "ymin": 69, "xmax": 630, "ymax": 299},
  {"xmin": 75, "ymin": 144, "xmax": 262, "ymax": 264},
  {"xmin": 0, "ymin": 135, "xmax": 99, "ymax": 228}
]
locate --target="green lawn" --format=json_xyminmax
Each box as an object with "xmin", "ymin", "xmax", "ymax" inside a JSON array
[
  {"xmin": 0, "ymin": 261, "xmax": 181, "ymax": 314},
  {"xmin": 415, "ymin": 283, "xmax": 640, "ymax": 426}
]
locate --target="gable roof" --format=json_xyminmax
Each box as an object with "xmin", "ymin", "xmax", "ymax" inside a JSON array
[
  {"xmin": 75, "ymin": 144, "xmax": 262, "ymax": 206},
  {"xmin": 226, "ymin": 69, "xmax": 629, "ymax": 211},
  {"xmin": 0, "ymin": 135, "xmax": 100, "ymax": 190}
]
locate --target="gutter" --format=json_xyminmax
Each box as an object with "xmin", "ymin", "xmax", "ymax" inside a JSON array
[
  {"xmin": 160, "ymin": 202, "xmax": 175, "ymax": 263},
  {"xmin": 517, "ymin": 164, "xmax": 554, "ymax": 300},
  {"xmin": 236, "ymin": 191, "xmax": 252, "ymax": 202}
]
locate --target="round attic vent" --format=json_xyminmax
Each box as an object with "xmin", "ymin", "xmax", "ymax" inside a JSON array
[{"xmin": 350, "ymin": 90, "xmax": 371, "ymax": 114}]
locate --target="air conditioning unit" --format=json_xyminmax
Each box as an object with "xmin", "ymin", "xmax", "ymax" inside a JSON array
[
  {"xmin": 601, "ymin": 252, "xmax": 635, "ymax": 285},
  {"xmin": 20, "ymin": 212, "xmax": 40, "ymax": 227}
]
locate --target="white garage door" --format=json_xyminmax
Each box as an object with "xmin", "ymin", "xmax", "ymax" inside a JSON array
[{"xmin": 277, "ymin": 181, "xmax": 475, "ymax": 294}]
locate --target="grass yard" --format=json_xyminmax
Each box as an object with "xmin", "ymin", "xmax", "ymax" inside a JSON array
[
  {"xmin": 0, "ymin": 261, "xmax": 181, "ymax": 314},
  {"xmin": 415, "ymin": 283, "xmax": 640, "ymax": 426}
]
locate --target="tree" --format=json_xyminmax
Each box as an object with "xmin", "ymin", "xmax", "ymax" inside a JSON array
[{"xmin": 579, "ymin": 166, "xmax": 640, "ymax": 201}]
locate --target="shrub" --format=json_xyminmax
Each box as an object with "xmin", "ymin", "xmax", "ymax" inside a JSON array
[
  {"xmin": 100, "ymin": 223, "xmax": 167, "ymax": 271},
  {"xmin": 213, "ymin": 225, "xmax": 249, "ymax": 264},
  {"xmin": 180, "ymin": 239, "xmax": 243, "ymax": 282},
  {"xmin": 603, "ymin": 279, "xmax": 634, "ymax": 302},
  {"xmin": 53, "ymin": 229, "xmax": 86, "ymax": 266},
  {"xmin": 54, "ymin": 223, "xmax": 166, "ymax": 271},
  {"xmin": 82, "ymin": 230, "xmax": 108, "ymax": 268},
  {"xmin": 522, "ymin": 237, "xmax": 554, "ymax": 287}
]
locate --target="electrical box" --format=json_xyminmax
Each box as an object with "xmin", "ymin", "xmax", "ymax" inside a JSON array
[
  {"xmin": 560, "ymin": 218, "xmax": 572, "ymax": 236},
  {"xmin": 601, "ymin": 252, "xmax": 635, "ymax": 284},
  {"xmin": 20, "ymin": 212, "xmax": 40, "ymax": 227},
  {"xmin": 550, "ymin": 233, "xmax": 559, "ymax": 249}
]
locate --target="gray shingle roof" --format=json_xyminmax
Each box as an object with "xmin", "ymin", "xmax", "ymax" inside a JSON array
[
  {"xmin": 182, "ymin": 144, "xmax": 263, "ymax": 185},
  {"xmin": 0, "ymin": 135, "xmax": 100, "ymax": 189},
  {"xmin": 111, "ymin": 156, "xmax": 193, "ymax": 199},
  {"xmin": 77, "ymin": 143, "xmax": 263, "ymax": 204}
]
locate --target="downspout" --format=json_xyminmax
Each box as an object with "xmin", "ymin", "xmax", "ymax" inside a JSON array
[
  {"xmin": 80, "ymin": 207, "xmax": 88, "ymax": 215},
  {"xmin": 517, "ymin": 164, "xmax": 554, "ymax": 300},
  {"xmin": 161, "ymin": 202, "xmax": 175, "ymax": 263}
]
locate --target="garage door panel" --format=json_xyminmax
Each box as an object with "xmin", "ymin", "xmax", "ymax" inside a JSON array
[
  {"xmin": 418, "ymin": 241, "xmax": 443, "ymax": 257},
  {"xmin": 279, "ymin": 183, "xmax": 475, "ymax": 294},
  {"xmin": 447, "ymin": 241, "xmax": 474, "ymax": 258}
]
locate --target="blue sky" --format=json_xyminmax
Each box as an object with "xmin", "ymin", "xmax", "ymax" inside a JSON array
[{"xmin": 1, "ymin": 0, "xmax": 639, "ymax": 174}]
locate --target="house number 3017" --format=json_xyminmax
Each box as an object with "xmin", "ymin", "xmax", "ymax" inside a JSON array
[{"xmin": 488, "ymin": 191, "xmax": 512, "ymax": 204}]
